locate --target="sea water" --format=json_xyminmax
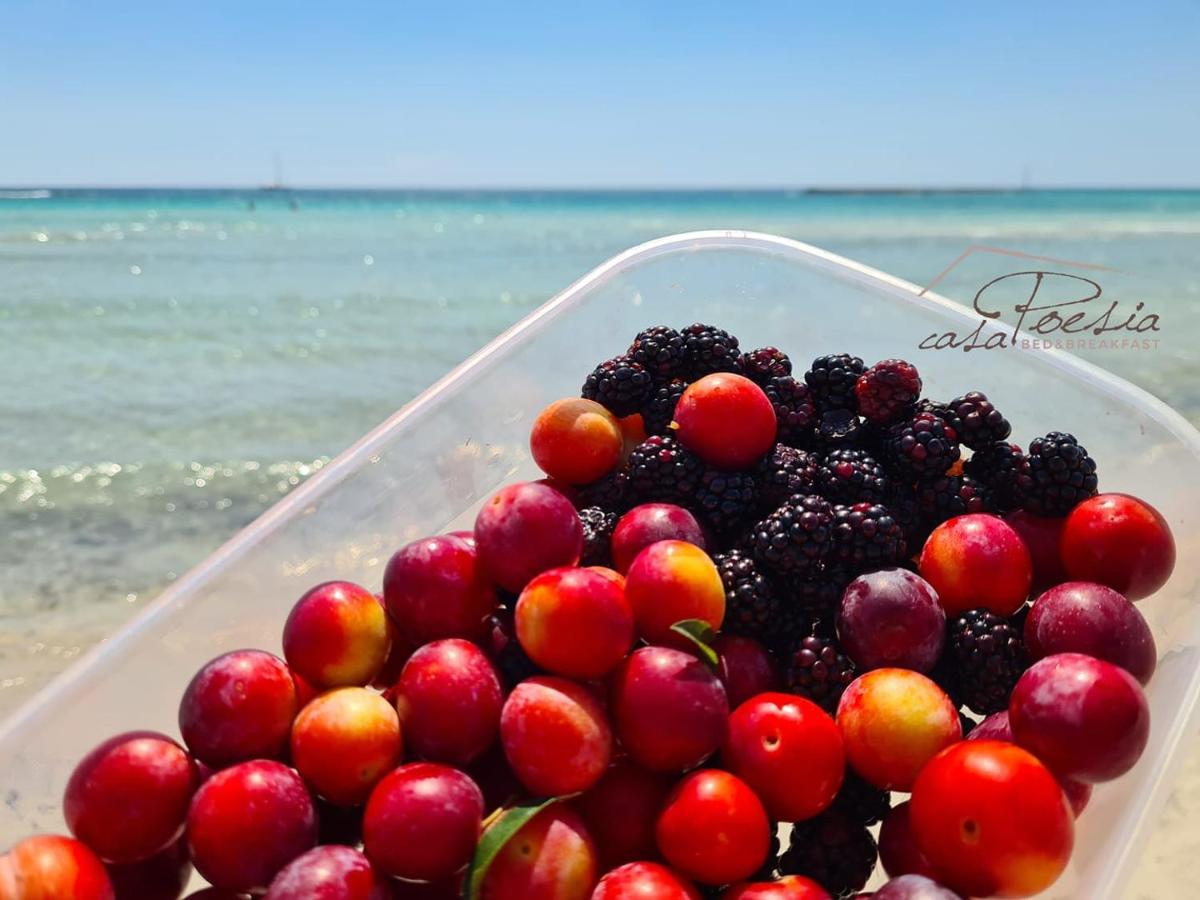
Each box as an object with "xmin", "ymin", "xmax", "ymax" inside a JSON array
[{"xmin": 1, "ymin": 188, "xmax": 1198, "ymax": 710}]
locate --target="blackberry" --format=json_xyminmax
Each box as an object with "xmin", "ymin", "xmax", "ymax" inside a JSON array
[
  {"xmin": 769, "ymin": 601, "xmax": 830, "ymax": 654},
  {"xmin": 681, "ymin": 322, "xmax": 742, "ymax": 377},
  {"xmin": 804, "ymin": 353, "xmax": 866, "ymax": 412},
  {"xmin": 1022, "ymin": 431, "xmax": 1098, "ymax": 516},
  {"xmin": 917, "ymin": 398, "xmax": 963, "ymax": 435},
  {"xmin": 884, "ymin": 411, "xmax": 960, "ymax": 481},
  {"xmin": 578, "ymin": 506, "xmax": 617, "ymax": 567},
  {"xmin": 485, "ymin": 609, "xmax": 542, "ymax": 688},
  {"xmin": 785, "ymin": 633, "xmax": 856, "ymax": 714},
  {"xmin": 831, "ymin": 769, "xmax": 891, "ymax": 827},
  {"xmin": 741, "ymin": 346, "xmax": 793, "ymax": 384},
  {"xmin": 693, "ymin": 468, "xmax": 758, "ymax": 539},
  {"xmin": 964, "ymin": 441, "xmax": 1028, "ymax": 512},
  {"xmin": 779, "ymin": 809, "xmax": 877, "ymax": 898},
  {"xmin": 855, "ymin": 359, "xmax": 922, "ymax": 424},
  {"xmin": 627, "ymin": 435, "xmax": 703, "ymax": 504},
  {"xmin": 574, "ymin": 468, "xmax": 632, "ymax": 513},
  {"xmin": 751, "ymin": 494, "xmax": 835, "ymax": 577},
  {"xmin": 756, "ymin": 444, "xmax": 822, "ymax": 512},
  {"xmin": 945, "ymin": 390, "xmax": 1012, "ymax": 450},
  {"xmin": 784, "ymin": 564, "xmax": 854, "ymax": 623},
  {"xmin": 887, "ymin": 487, "xmax": 928, "ymax": 550},
  {"xmin": 947, "ymin": 608, "xmax": 1029, "ymax": 715},
  {"xmin": 627, "ymin": 325, "xmax": 686, "ymax": 380},
  {"xmin": 714, "ymin": 550, "xmax": 782, "ymax": 642},
  {"xmin": 830, "ymin": 502, "xmax": 907, "ymax": 571},
  {"xmin": 581, "ymin": 355, "xmax": 653, "ymax": 417},
  {"xmin": 641, "ymin": 377, "xmax": 687, "ymax": 435},
  {"xmin": 812, "ymin": 408, "xmax": 864, "ymax": 451},
  {"xmin": 915, "ymin": 474, "xmax": 991, "ymax": 528},
  {"xmin": 764, "ymin": 376, "xmax": 817, "ymax": 445},
  {"xmin": 818, "ymin": 448, "xmax": 889, "ymax": 505}
]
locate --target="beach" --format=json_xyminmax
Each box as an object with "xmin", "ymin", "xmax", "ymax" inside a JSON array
[{"xmin": 2, "ymin": 188, "xmax": 1199, "ymax": 895}]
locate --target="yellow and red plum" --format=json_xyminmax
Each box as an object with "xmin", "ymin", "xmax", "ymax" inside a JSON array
[
  {"xmin": 910, "ymin": 741, "xmax": 1073, "ymax": 898},
  {"xmin": 918, "ymin": 515, "xmax": 1031, "ymax": 616},
  {"xmin": 479, "ymin": 803, "xmax": 598, "ymax": 900},
  {"xmin": 674, "ymin": 374, "xmax": 776, "ymax": 470},
  {"xmin": 283, "ymin": 581, "xmax": 390, "ymax": 689},
  {"xmin": 0, "ymin": 836, "xmax": 115, "ymax": 900},
  {"xmin": 290, "ymin": 687, "xmax": 403, "ymax": 806},
  {"xmin": 515, "ymin": 567, "xmax": 634, "ymax": 679},
  {"xmin": 836, "ymin": 668, "xmax": 961, "ymax": 791},
  {"xmin": 531, "ymin": 398, "xmax": 624, "ymax": 485},
  {"xmin": 500, "ymin": 676, "xmax": 613, "ymax": 797},
  {"xmin": 625, "ymin": 541, "xmax": 725, "ymax": 646}
]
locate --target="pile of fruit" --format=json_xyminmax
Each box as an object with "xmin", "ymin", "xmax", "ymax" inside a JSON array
[{"xmin": 0, "ymin": 323, "xmax": 1178, "ymax": 900}]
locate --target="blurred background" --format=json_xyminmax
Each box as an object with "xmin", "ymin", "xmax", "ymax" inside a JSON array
[{"xmin": 1, "ymin": 6, "xmax": 1198, "ymax": 889}]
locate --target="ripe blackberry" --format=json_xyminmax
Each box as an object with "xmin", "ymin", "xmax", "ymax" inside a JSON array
[
  {"xmin": 945, "ymin": 391, "xmax": 1012, "ymax": 450},
  {"xmin": 947, "ymin": 608, "xmax": 1029, "ymax": 715},
  {"xmin": 785, "ymin": 633, "xmax": 856, "ymax": 714},
  {"xmin": 1022, "ymin": 431, "xmax": 1099, "ymax": 516},
  {"xmin": 681, "ymin": 322, "xmax": 742, "ymax": 377},
  {"xmin": 578, "ymin": 506, "xmax": 617, "ymax": 567},
  {"xmin": 627, "ymin": 435, "xmax": 703, "ymax": 504},
  {"xmin": 817, "ymin": 448, "xmax": 889, "ymax": 505},
  {"xmin": 915, "ymin": 474, "xmax": 991, "ymax": 528},
  {"xmin": 741, "ymin": 346, "xmax": 793, "ymax": 385},
  {"xmin": 884, "ymin": 411, "xmax": 960, "ymax": 481},
  {"xmin": 485, "ymin": 609, "xmax": 542, "ymax": 688},
  {"xmin": 751, "ymin": 494, "xmax": 835, "ymax": 577},
  {"xmin": 693, "ymin": 468, "xmax": 758, "ymax": 539},
  {"xmin": 916, "ymin": 398, "xmax": 962, "ymax": 435},
  {"xmin": 964, "ymin": 441, "xmax": 1029, "ymax": 513},
  {"xmin": 641, "ymin": 377, "xmax": 687, "ymax": 435},
  {"xmin": 764, "ymin": 376, "xmax": 817, "ymax": 445},
  {"xmin": 831, "ymin": 769, "xmax": 891, "ymax": 827},
  {"xmin": 714, "ymin": 550, "xmax": 782, "ymax": 643},
  {"xmin": 804, "ymin": 353, "xmax": 866, "ymax": 412},
  {"xmin": 581, "ymin": 355, "xmax": 653, "ymax": 417},
  {"xmin": 756, "ymin": 444, "xmax": 822, "ymax": 512},
  {"xmin": 573, "ymin": 468, "xmax": 632, "ymax": 513},
  {"xmin": 779, "ymin": 809, "xmax": 878, "ymax": 898},
  {"xmin": 830, "ymin": 502, "xmax": 907, "ymax": 571},
  {"xmin": 785, "ymin": 564, "xmax": 854, "ymax": 623},
  {"xmin": 627, "ymin": 325, "xmax": 686, "ymax": 380},
  {"xmin": 812, "ymin": 408, "xmax": 864, "ymax": 451},
  {"xmin": 855, "ymin": 359, "xmax": 922, "ymax": 424},
  {"xmin": 886, "ymin": 487, "xmax": 928, "ymax": 550}
]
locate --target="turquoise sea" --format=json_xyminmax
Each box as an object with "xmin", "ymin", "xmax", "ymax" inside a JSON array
[{"xmin": 2, "ymin": 188, "xmax": 1198, "ymax": 709}]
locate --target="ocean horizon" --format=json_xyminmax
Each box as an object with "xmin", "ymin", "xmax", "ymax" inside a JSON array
[{"xmin": 2, "ymin": 186, "xmax": 1198, "ymax": 712}]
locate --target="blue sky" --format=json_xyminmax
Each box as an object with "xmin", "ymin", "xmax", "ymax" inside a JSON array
[{"xmin": 2, "ymin": 1, "xmax": 1197, "ymax": 188}]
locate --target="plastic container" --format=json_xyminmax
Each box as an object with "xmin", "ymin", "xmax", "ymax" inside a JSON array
[{"xmin": 0, "ymin": 231, "xmax": 1196, "ymax": 897}]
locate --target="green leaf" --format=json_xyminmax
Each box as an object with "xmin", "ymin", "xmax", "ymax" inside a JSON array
[
  {"xmin": 463, "ymin": 797, "xmax": 559, "ymax": 899},
  {"xmin": 670, "ymin": 618, "xmax": 720, "ymax": 669}
]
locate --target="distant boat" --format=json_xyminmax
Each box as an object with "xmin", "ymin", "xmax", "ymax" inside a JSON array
[{"xmin": 260, "ymin": 153, "xmax": 287, "ymax": 192}]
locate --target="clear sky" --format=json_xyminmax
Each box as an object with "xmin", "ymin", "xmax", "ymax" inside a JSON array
[{"xmin": 2, "ymin": 0, "xmax": 1198, "ymax": 188}]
